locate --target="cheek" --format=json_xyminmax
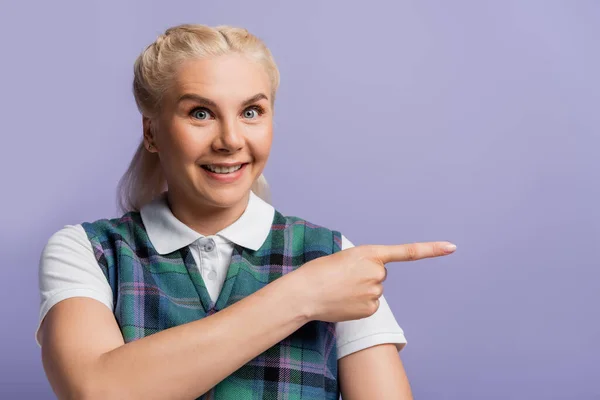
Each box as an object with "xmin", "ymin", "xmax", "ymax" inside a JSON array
[
  {"xmin": 164, "ymin": 122, "xmax": 212, "ymax": 160},
  {"xmin": 249, "ymin": 126, "xmax": 272, "ymax": 160}
]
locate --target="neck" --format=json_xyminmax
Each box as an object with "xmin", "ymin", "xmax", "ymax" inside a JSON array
[{"xmin": 166, "ymin": 189, "xmax": 250, "ymax": 236}]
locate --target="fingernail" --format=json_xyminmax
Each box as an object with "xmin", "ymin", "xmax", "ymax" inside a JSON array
[{"xmin": 443, "ymin": 243, "xmax": 457, "ymax": 253}]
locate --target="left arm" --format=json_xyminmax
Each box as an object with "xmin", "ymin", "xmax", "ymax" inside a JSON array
[
  {"xmin": 337, "ymin": 234, "xmax": 413, "ymax": 399},
  {"xmin": 339, "ymin": 344, "xmax": 413, "ymax": 399}
]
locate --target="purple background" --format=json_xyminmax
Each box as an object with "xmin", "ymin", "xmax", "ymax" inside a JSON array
[{"xmin": 1, "ymin": 0, "xmax": 598, "ymax": 398}]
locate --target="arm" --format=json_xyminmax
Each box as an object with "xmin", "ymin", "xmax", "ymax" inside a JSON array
[
  {"xmin": 337, "ymin": 235, "xmax": 412, "ymax": 399},
  {"xmin": 41, "ymin": 271, "xmax": 310, "ymax": 400},
  {"xmin": 339, "ymin": 344, "xmax": 413, "ymax": 399}
]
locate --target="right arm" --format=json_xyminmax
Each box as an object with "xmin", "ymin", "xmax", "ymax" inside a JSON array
[{"xmin": 41, "ymin": 272, "xmax": 310, "ymax": 400}]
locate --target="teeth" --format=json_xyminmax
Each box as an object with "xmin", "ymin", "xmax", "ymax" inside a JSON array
[{"xmin": 204, "ymin": 164, "xmax": 243, "ymax": 174}]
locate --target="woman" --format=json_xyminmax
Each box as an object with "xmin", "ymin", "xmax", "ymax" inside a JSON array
[{"xmin": 37, "ymin": 24, "xmax": 456, "ymax": 399}]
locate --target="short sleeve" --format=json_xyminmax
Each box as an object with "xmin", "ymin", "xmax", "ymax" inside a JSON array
[
  {"xmin": 334, "ymin": 235, "xmax": 407, "ymax": 359},
  {"xmin": 36, "ymin": 224, "xmax": 114, "ymax": 346}
]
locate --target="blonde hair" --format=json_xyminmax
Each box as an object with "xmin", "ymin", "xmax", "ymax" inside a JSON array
[{"xmin": 117, "ymin": 24, "xmax": 279, "ymax": 213}]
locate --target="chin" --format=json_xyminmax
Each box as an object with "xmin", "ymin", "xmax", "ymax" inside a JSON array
[{"xmin": 197, "ymin": 186, "xmax": 251, "ymax": 208}]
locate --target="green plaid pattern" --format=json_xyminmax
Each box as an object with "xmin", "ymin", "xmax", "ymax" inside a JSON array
[{"xmin": 81, "ymin": 209, "xmax": 343, "ymax": 399}]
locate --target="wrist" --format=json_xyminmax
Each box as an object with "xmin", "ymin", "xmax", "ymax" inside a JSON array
[{"xmin": 278, "ymin": 270, "xmax": 315, "ymax": 324}]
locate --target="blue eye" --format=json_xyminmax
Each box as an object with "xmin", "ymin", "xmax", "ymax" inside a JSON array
[
  {"xmin": 191, "ymin": 108, "xmax": 211, "ymax": 120},
  {"xmin": 243, "ymin": 106, "xmax": 264, "ymax": 119},
  {"xmin": 243, "ymin": 109, "xmax": 257, "ymax": 119}
]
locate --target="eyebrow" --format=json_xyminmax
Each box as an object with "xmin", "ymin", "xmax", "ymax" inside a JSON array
[{"xmin": 177, "ymin": 93, "xmax": 269, "ymax": 108}]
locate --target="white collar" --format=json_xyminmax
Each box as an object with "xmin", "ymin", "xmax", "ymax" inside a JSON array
[{"xmin": 140, "ymin": 191, "xmax": 275, "ymax": 254}]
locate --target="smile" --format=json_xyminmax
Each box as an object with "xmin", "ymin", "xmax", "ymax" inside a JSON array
[{"xmin": 201, "ymin": 163, "xmax": 246, "ymax": 174}]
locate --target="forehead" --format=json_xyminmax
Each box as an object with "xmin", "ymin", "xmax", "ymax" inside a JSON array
[{"xmin": 169, "ymin": 54, "xmax": 271, "ymax": 103}]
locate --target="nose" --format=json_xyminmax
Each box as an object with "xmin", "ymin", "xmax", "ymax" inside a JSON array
[{"xmin": 212, "ymin": 118, "xmax": 244, "ymax": 153}]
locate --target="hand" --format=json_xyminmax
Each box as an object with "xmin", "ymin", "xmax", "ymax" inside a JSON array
[{"xmin": 293, "ymin": 241, "xmax": 457, "ymax": 322}]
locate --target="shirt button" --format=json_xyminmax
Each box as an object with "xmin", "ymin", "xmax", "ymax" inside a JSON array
[
  {"xmin": 204, "ymin": 239, "xmax": 215, "ymax": 252},
  {"xmin": 207, "ymin": 270, "xmax": 217, "ymax": 280}
]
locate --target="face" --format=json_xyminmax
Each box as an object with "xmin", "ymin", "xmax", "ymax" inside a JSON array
[{"xmin": 145, "ymin": 53, "xmax": 273, "ymax": 210}]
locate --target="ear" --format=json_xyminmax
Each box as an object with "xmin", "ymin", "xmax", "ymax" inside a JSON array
[{"xmin": 142, "ymin": 116, "xmax": 158, "ymax": 153}]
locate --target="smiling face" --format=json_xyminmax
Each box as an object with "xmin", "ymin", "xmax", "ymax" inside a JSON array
[{"xmin": 144, "ymin": 53, "xmax": 273, "ymax": 213}]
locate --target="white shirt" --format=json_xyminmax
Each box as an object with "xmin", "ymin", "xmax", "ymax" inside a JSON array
[{"xmin": 37, "ymin": 191, "xmax": 407, "ymax": 359}]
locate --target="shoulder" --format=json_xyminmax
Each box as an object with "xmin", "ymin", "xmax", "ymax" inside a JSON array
[
  {"xmin": 79, "ymin": 212, "xmax": 144, "ymax": 241},
  {"xmin": 273, "ymin": 211, "xmax": 331, "ymax": 231},
  {"xmin": 43, "ymin": 224, "xmax": 93, "ymax": 256},
  {"xmin": 274, "ymin": 211, "xmax": 336, "ymax": 234},
  {"xmin": 42, "ymin": 212, "xmax": 145, "ymax": 264},
  {"xmin": 39, "ymin": 223, "xmax": 113, "ymax": 301},
  {"xmin": 41, "ymin": 224, "xmax": 100, "ymax": 269},
  {"xmin": 38, "ymin": 224, "xmax": 114, "ymax": 346}
]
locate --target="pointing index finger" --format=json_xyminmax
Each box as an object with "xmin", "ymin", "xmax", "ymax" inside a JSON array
[{"xmin": 371, "ymin": 242, "xmax": 456, "ymax": 264}]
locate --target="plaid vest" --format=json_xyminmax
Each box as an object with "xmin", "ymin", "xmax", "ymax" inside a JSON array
[{"xmin": 81, "ymin": 209, "xmax": 343, "ymax": 399}]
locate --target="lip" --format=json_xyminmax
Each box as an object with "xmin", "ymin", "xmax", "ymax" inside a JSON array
[
  {"xmin": 200, "ymin": 162, "xmax": 248, "ymax": 183},
  {"xmin": 202, "ymin": 162, "xmax": 249, "ymax": 167}
]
